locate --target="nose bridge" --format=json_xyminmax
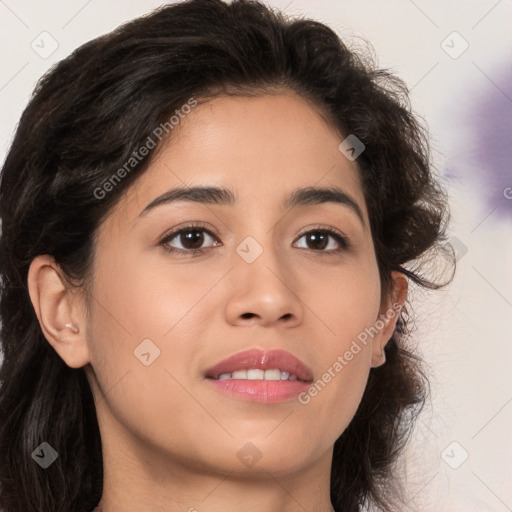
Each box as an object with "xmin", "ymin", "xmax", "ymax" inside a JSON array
[
  {"xmin": 224, "ymin": 228, "xmax": 303, "ymax": 326},
  {"xmin": 235, "ymin": 230, "xmax": 290, "ymax": 293},
  {"xmin": 232, "ymin": 194, "xmax": 284, "ymax": 274}
]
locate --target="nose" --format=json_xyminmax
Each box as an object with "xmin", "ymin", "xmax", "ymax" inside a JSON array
[{"xmin": 224, "ymin": 238, "xmax": 304, "ymax": 328}]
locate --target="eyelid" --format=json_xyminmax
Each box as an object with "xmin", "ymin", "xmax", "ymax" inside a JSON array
[{"xmin": 160, "ymin": 221, "xmax": 219, "ymax": 241}]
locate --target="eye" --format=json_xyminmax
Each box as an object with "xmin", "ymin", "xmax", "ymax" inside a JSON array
[
  {"xmin": 160, "ymin": 222, "xmax": 221, "ymax": 256},
  {"xmin": 159, "ymin": 223, "xmax": 350, "ymax": 257},
  {"xmin": 293, "ymin": 227, "xmax": 349, "ymax": 254}
]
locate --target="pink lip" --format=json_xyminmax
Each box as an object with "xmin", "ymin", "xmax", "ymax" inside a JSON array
[
  {"xmin": 204, "ymin": 348, "xmax": 314, "ymax": 404},
  {"xmin": 207, "ymin": 379, "xmax": 311, "ymax": 403},
  {"xmin": 204, "ymin": 348, "xmax": 314, "ymax": 382}
]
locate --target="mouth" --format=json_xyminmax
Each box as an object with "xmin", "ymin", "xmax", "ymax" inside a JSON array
[
  {"xmin": 204, "ymin": 348, "xmax": 314, "ymax": 383},
  {"xmin": 204, "ymin": 348, "xmax": 313, "ymax": 403},
  {"xmin": 213, "ymin": 369, "xmax": 302, "ymax": 381}
]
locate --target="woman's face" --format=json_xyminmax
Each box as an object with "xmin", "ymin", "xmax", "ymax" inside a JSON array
[{"xmin": 81, "ymin": 92, "xmax": 400, "ymax": 478}]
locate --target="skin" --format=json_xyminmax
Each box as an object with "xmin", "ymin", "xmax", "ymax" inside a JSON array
[{"xmin": 28, "ymin": 91, "xmax": 407, "ymax": 512}]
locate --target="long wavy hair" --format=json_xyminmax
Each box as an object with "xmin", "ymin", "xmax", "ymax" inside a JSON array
[{"xmin": 0, "ymin": 1, "xmax": 453, "ymax": 511}]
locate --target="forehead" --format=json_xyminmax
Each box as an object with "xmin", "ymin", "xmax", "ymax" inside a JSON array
[{"xmin": 108, "ymin": 92, "xmax": 368, "ymax": 227}]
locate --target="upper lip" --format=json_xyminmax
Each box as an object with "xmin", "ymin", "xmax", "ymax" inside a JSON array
[{"xmin": 204, "ymin": 348, "xmax": 314, "ymax": 382}]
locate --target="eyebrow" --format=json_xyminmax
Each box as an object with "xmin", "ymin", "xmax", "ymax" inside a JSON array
[{"xmin": 138, "ymin": 185, "xmax": 365, "ymax": 226}]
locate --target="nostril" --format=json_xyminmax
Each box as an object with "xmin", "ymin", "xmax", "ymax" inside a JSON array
[{"xmin": 241, "ymin": 313, "xmax": 255, "ymax": 319}]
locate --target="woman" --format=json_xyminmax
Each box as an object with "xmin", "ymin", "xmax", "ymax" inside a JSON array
[{"xmin": 0, "ymin": 0, "xmax": 453, "ymax": 511}]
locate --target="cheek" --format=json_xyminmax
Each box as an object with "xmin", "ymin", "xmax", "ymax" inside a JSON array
[
  {"xmin": 303, "ymin": 250, "xmax": 381, "ymax": 345},
  {"xmin": 294, "ymin": 252, "xmax": 381, "ymax": 436},
  {"xmin": 85, "ymin": 259, "xmax": 213, "ymax": 460},
  {"xmin": 86, "ymin": 248, "xmax": 220, "ymax": 428},
  {"xmin": 90, "ymin": 244, "xmax": 223, "ymax": 342}
]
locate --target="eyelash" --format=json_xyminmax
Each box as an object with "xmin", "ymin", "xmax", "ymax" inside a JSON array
[{"xmin": 159, "ymin": 222, "xmax": 351, "ymax": 257}]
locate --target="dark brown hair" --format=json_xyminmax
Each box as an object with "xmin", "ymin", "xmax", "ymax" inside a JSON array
[{"xmin": 0, "ymin": 1, "xmax": 452, "ymax": 511}]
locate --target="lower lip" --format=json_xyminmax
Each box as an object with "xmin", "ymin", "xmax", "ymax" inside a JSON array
[{"xmin": 206, "ymin": 378, "xmax": 311, "ymax": 403}]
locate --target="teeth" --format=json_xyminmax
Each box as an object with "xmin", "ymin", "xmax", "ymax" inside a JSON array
[
  {"xmin": 216, "ymin": 369, "xmax": 299, "ymax": 381},
  {"xmin": 247, "ymin": 369, "xmax": 265, "ymax": 380}
]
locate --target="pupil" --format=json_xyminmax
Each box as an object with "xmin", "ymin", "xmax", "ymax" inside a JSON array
[
  {"xmin": 308, "ymin": 232, "xmax": 327, "ymax": 250},
  {"xmin": 182, "ymin": 230, "xmax": 204, "ymax": 249}
]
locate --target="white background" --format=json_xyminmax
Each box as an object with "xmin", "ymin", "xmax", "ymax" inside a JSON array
[{"xmin": 1, "ymin": 1, "xmax": 511, "ymax": 510}]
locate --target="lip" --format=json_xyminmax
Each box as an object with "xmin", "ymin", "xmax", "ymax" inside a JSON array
[
  {"xmin": 206, "ymin": 379, "xmax": 311, "ymax": 403},
  {"xmin": 204, "ymin": 348, "xmax": 314, "ymax": 382},
  {"xmin": 204, "ymin": 349, "xmax": 314, "ymax": 404}
]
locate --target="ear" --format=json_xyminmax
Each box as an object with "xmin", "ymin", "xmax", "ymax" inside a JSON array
[
  {"xmin": 370, "ymin": 271, "xmax": 408, "ymax": 368},
  {"xmin": 27, "ymin": 255, "xmax": 91, "ymax": 368}
]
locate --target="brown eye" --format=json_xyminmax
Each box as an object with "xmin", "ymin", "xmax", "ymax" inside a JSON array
[
  {"xmin": 294, "ymin": 229, "xmax": 349, "ymax": 253},
  {"xmin": 303, "ymin": 231, "xmax": 329, "ymax": 250},
  {"xmin": 177, "ymin": 229, "xmax": 207, "ymax": 250},
  {"xmin": 160, "ymin": 225, "xmax": 220, "ymax": 255}
]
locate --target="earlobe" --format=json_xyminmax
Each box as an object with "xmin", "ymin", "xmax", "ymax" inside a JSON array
[
  {"xmin": 371, "ymin": 271, "xmax": 408, "ymax": 368},
  {"xmin": 27, "ymin": 255, "xmax": 90, "ymax": 368}
]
